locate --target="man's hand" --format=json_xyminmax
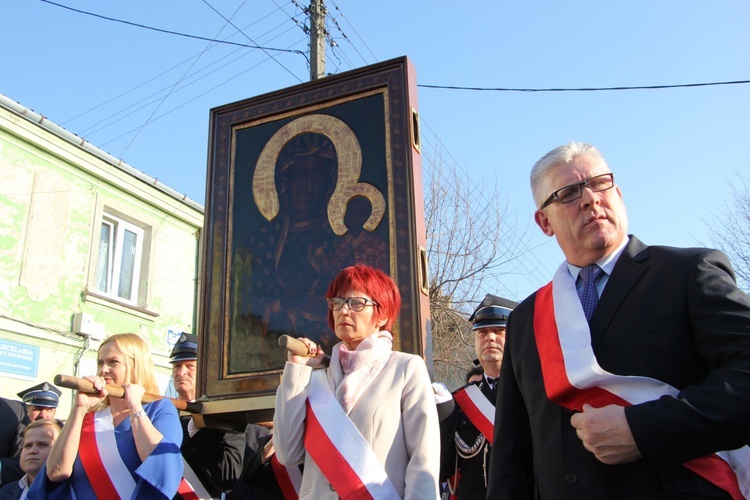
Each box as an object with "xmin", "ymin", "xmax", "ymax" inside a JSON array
[{"xmin": 569, "ymin": 404, "xmax": 640, "ymax": 464}]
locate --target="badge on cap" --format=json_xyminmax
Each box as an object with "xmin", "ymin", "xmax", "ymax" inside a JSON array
[{"xmin": 169, "ymin": 332, "xmax": 199, "ymax": 363}]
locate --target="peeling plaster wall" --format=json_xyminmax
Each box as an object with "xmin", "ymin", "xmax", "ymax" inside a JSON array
[{"xmin": 0, "ymin": 105, "xmax": 203, "ymax": 416}]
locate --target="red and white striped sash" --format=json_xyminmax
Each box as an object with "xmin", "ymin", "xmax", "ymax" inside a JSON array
[
  {"xmin": 178, "ymin": 457, "xmax": 212, "ymax": 499},
  {"xmin": 80, "ymin": 408, "xmax": 210, "ymax": 500},
  {"xmin": 533, "ymin": 263, "xmax": 750, "ymax": 500},
  {"xmin": 79, "ymin": 407, "xmax": 137, "ymax": 499},
  {"xmin": 452, "ymin": 384, "xmax": 495, "ymax": 445},
  {"xmin": 304, "ymin": 369, "xmax": 400, "ymax": 500},
  {"xmin": 271, "ymin": 454, "xmax": 302, "ymax": 500}
]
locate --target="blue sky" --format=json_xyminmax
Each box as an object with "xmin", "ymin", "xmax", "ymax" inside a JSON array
[{"xmin": 3, "ymin": 1, "xmax": 749, "ymax": 303}]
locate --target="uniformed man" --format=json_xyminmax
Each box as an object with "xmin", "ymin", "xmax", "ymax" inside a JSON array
[
  {"xmin": 170, "ymin": 333, "xmax": 244, "ymax": 499},
  {"xmin": 0, "ymin": 398, "xmax": 27, "ymax": 487},
  {"xmin": 0, "ymin": 382, "xmax": 58, "ymax": 487},
  {"xmin": 437, "ymin": 294, "xmax": 517, "ymax": 500},
  {"xmin": 17, "ymin": 382, "xmax": 61, "ymax": 422}
]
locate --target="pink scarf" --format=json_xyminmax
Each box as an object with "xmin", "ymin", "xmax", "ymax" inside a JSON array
[{"xmin": 330, "ymin": 331, "xmax": 393, "ymax": 414}]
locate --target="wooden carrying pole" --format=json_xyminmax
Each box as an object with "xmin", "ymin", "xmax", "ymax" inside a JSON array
[
  {"xmin": 277, "ymin": 335, "xmax": 330, "ymax": 367},
  {"xmin": 54, "ymin": 374, "xmax": 202, "ymax": 413}
]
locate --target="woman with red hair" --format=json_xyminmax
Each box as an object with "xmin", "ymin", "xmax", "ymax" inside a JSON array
[{"xmin": 274, "ymin": 264, "xmax": 440, "ymax": 499}]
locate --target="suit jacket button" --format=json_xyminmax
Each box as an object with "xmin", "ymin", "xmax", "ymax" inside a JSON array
[{"xmin": 565, "ymin": 473, "xmax": 578, "ymax": 484}]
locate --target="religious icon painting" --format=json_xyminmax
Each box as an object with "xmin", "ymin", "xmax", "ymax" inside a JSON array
[{"xmin": 200, "ymin": 56, "xmax": 430, "ymax": 405}]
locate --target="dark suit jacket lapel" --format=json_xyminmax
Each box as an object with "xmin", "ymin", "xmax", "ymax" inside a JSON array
[{"xmin": 589, "ymin": 235, "xmax": 649, "ymax": 348}]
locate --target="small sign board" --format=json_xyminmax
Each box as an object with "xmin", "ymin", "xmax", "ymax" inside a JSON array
[{"xmin": 0, "ymin": 338, "xmax": 40, "ymax": 380}]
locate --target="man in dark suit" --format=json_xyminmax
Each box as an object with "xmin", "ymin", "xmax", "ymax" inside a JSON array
[
  {"xmin": 487, "ymin": 141, "xmax": 750, "ymax": 499},
  {"xmin": 436, "ymin": 295, "xmax": 516, "ymax": 500},
  {"xmin": 170, "ymin": 333, "xmax": 244, "ymax": 498},
  {"xmin": 0, "ymin": 398, "xmax": 27, "ymax": 487}
]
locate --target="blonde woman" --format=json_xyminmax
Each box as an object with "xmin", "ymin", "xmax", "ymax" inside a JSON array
[{"xmin": 29, "ymin": 333, "xmax": 183, "ymax": 499}]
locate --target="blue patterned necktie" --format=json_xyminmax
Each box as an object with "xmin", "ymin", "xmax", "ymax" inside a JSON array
[{"xmin": 578, "ymin": 264, "xmax": 604, "ymax": 322}]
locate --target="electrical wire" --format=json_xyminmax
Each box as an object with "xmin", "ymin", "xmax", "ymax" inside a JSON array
[
  {"xmin": 327, "ymin": 0, "xmax": 376, "ymax": 65},
  {"xmin": 418, "ymin": 80, "xmax": 750, "ymax": 92},
  {"xmin": 119, "ymin": 0, "xmax": 249, "ymax": 156},
  {"xmin": 202, "ymin": 0, "xmax": 303, "ymax": 82},
  {"xmin": 39, "ymin": 0, "xmax": 305, "ymax": 56},
  {"xmin": 59, "ymin": 5, "xmax": 293, "ymax": 128},
  {"xmin": 71, "ymin": 8, "xmax": 304, "ymax": 140}
]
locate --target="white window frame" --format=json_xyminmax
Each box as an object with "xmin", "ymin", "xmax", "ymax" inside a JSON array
[{"xmin": 95, "ymin": 214, "xmax": 144, "ymax": 306}]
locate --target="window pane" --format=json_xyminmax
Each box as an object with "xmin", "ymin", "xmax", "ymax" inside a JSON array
[
  {"xmin": 117, "ymin": 229, "xmax": 138, "ymax": 300},
  {"xmin": 95, "ymin": 223, "xmax": 112, "ymax": 292}
]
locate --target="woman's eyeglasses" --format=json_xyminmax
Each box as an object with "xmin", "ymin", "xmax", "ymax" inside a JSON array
[{"xmin": 327, "ymin": 297, "xmax": 379, "ymax": 312}]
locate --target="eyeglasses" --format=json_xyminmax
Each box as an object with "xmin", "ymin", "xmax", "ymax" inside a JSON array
[
  {"xmin": 541, "ymin": 173, "xmax": 615, "ymax": 208},
  {"xmin": 327, "ymin": 297, "xmax": 379, "ymax": 312}
]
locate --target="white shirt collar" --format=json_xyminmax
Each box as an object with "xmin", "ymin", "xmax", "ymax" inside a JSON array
[
  {"xmin": 19, "ymin": 474, "xmax": 30, "ymax": 500},
  {"xmin": 566, "ymin": 235, "xmax": 629, "ymax": 280}
]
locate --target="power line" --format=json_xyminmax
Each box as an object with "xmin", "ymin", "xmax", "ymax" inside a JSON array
[
  {"xmin": 201, "ymin": 0, "xmax": 303, "ymax": 82},
  {"xmin": 98, "ymin": 48, "xmax": 296, "ymax": 148},
  {"xmin": 327, "ymin": 0, "xmax": 376, "ymax": 65},
  {"xmin": 39, "ymin": 0, "xmax": 305, "ymax": 57},
  {"xmin": 60, "ymin": 4, "xmax": 297, "ymax": 128},
  {"xmin": 119, "ymin": 1, "xmax": 249, "ymax": 156},
  {"xmin": 418, "ymin": 80, "xmax": 750, "ymax": 92}
]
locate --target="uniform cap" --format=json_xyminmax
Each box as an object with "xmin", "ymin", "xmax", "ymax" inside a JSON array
[
  {"xmin": 470, "ymin": 294, "xmax": 518, "ymax": 331},
  {"xmin": 17, "ymin": 382, "xmax": 61, "ymax": 408},
  {"xmin": 170, "ymin": 332, "xmax": 198, "ymax": 363}
]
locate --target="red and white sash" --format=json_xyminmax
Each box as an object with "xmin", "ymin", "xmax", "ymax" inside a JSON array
[
  {"xmin": 304, "ymin": 369, "xmax": 400, "ymax": 500},
  {"xmin": 79, "ymin": 407, "xmax": 137, "ymax": 499},
  {"xmin": 80, "ymin": 407, "xmax": 210, "ymax": 500},
  {"xmin": 452, "ymin": 384, "xmax": 495, "ymax": 445},
  {"xmin": 271, "ymin": 454, "xmax": 302, "ymax": 500},
  {"xmin": 533, "ymin": 263, "xmax": 750, "ymax": 500},
  {"xmin": 178, "ymin": 458, "xmax": 212, "ymax": 499}
]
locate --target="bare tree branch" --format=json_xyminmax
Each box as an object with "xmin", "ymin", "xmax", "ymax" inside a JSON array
[
  {"xmin": 707, "ymin": 169, "xmax": 750, "ymax": 293},
  {"xmin": 423, "ymin": 137, "xmax": 533, "ymax": 389}
]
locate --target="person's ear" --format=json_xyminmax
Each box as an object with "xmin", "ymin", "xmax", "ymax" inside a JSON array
[{"xmin": 534, "ymin": 209, "xmax": 555, "ymax": 237}]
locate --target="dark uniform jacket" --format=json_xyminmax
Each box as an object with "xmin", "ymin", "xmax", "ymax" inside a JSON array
[
  {"xmin": 0, "ymin": 399, "xmax": 26, "ymax": 487},
  {"xmin": 438, "ymin": 377, "xmax": 496, "ymax": 500}
]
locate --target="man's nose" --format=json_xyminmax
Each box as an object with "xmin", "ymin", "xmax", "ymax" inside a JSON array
[{"xmin": 579, "ymin": 185, "xmax": 601, "ymax": 207}]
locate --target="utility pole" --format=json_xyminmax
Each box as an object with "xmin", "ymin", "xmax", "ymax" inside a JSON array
[{"xmin": 309, "ymin": 0, "xmax": 326, "ymax": 80}]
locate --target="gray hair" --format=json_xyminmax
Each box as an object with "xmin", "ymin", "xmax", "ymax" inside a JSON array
[{"xmin": 530, "ymin": 142, "xmax": 607, "ymax": 209}]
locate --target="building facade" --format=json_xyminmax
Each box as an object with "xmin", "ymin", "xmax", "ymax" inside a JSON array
[{"xmin": 0, "ymin": 93, "xmax": 204, "ymax": 414}]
